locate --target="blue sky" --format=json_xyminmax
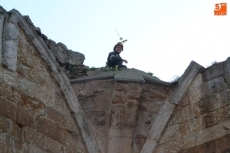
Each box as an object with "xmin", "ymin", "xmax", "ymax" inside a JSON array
[{"xmin": 1, "ymin": 0, "xmax": 229, "ymax": 81}]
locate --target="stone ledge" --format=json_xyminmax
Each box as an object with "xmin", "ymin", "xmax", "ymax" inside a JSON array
[
  {"xmin": 70, "ymin": 75, "xmax": 114, "ymax": 83},
  {"xmin": 70, "ymin": 69, "xmax": 174, "ymax": 87}
]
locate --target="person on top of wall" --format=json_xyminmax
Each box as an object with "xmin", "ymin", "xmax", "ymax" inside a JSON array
[{"xmin": 106, "ymin": 42, "xmax": 128, "ymax": 70}]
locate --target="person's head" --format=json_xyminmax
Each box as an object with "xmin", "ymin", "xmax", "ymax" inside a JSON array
[{"xmin": 113, "ymin": 42, "xmax": 123, "ymax": 54}]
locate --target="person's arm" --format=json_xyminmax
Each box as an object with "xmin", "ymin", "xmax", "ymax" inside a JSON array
[{"xmin": 122, "ymin": 59, "xmax": 128, "ymax": 63}]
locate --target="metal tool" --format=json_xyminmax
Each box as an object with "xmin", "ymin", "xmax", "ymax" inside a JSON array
[{"xmin": 115, "ymin": 29, "xmax": 127, "ymax": 43}]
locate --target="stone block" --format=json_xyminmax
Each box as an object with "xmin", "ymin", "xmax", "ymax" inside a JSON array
[
  {"xmin": 199, "ymin": 95, "xmax": 218, "ymax": 114},
  {"xmin": 17, "ymin": 64, "xmax": 40, "ymax": 84},
  {"xmin": 178, "ymin": 141, "xmax": 215, "ymax": 153},
  {"xmin": 212, "ymin": 106, "xmax": 228, "ymax": 125},
  {"xmin": 204, "ymin": 105, "xmax": 230, "ymax": 128},
  {"xmin": 2, "ymin": 14, "xmax": 19, "ymax": 72},
  {"xmin": 202, "ymin": 61, "xmax": 226, "ymax": 82},
  {"xmin": 215, "ymin": 134, "xmax": 230, "ymax": 153},
  {"xmin": 17, "ymin": 78, "xmax": 50, "ymax": 106},
  {"xmin": 0, "ymin": 140, "xmax": 21, "ymax": 153},
  {"xmin": 189, "ymin": 116, "xmax": 206, "ymax": 133},
  {"xmin": 4, "ymin": 23, "xmax": 19, "ymax": 40},
  {"xmin": 165, "ymin": 137, "xmax": 185, "ymax": 153},
  {"xmin": 20, "ymin": 93, "xmax": 46, "ymax": 115},
  {"xmin": 217, "ymin": 89, "xmax": 230, "ymax": 108},
  {"xmin": 0, "ymin": 81, "xmax": 12, "ymax": 99},
  {"xmin": 0, "ymin": 117, "xmax": 10, "ymax": 134},
  {"xmin": 2, "ymin": 40, "xmax": 18, "ymax": 71},
  {"xmin": 0, "ymin": 116, "xmax": 22, "ymax": 139},
  {"xmin": 0, "ymin": 68, "xmax": 18, "ymax": 87},
  {"xmin": 107, "ymin": 136, "xmax": 133, "ymax": 153},
  {"xmin": 114, "ymin": 69, "xmax": 145, "ymax": 82},
  {"xmin": 142, "ymin": 83, "xmax": 172, "ymax": 100},
  {"xmin": 168, "ymin": 105, "xmax": 192, "ymax": 126},
  {"xmin": 161, "ymin": 124, "xmax": 181, "ymax": 142},
  {"xmin": 179, "ymin": 120, "xmax": 194, "ymax": 136},
  {"xmin": 0, "ymin": 97, "xmax": 17, "ymax": 121},
  {"xmin": 202, "ymin": 76, "xmax": 228, "ymax": 96},
  {"xmin": 180, "ymin": 131, "xmax": 197, "ymax": 150},
  {"xmin": 0, "ymin": 133, "xmax": 23, "ymax": 152},
  {"xmin": 16, "ymin": 105, "xmax": 35, "ymax": 128},
  {"xmin": 37, "ymin": 117, "xmax": 68, "ymax": 145},
  {"xmin": 46, "ymin": 106, "xmax": 77, "ymax": 131},
  {"xmin": 188, "ymin": 74, "xmax": 203, "ymax": 104},
  {"xmin": 24, "ymin": 127, "xmax": 63, "ymax": 153},
  {"xmin": 74, "ymin": 79, "xmax": 113, "ymax": 97},
  {"xmin": 195, "ymin": 121, "xmax": 230, "ymax": 147},
  {"xmin": 28, "ymin": 144, "xmax": 47, "ymax": 153}
]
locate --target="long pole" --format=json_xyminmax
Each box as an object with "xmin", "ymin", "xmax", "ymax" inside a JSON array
[{"xmin": 115, "ymin": 29, "xmax": 122, "ymax": 40}]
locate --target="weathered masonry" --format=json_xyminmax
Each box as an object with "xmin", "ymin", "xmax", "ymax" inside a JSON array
[{"xmin": 1, "ymin": 6, "xmax": 230, "ymax": 153}]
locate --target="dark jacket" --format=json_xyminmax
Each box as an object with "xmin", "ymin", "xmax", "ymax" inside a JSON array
[{"xmin": 107, "ymin": 51, "xmax": 123, "ymax": 67}]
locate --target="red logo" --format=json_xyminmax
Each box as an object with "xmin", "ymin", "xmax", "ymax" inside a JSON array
[{"xmin": 214, "ymin": 3, "xmax": 227, "ymax": 16}]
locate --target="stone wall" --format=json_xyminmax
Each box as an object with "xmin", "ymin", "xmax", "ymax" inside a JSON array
[
  {"xmin": 0, "ymin": 8, "xmax": 87, "ymax": 153},
  {"xmin": 70, "ymin": 59, "xmax": 230, "ymax": 153},
  {"xmin": 155, "ymin": 60, "xmax": 230, "ymax": 153},
  {"xmin": 71, "ymin": 79, "xmax": 172, "ymax": 153},
  {"xmin": 0, "ymin": 6, "xmax": 100, "ymax": 153}
]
